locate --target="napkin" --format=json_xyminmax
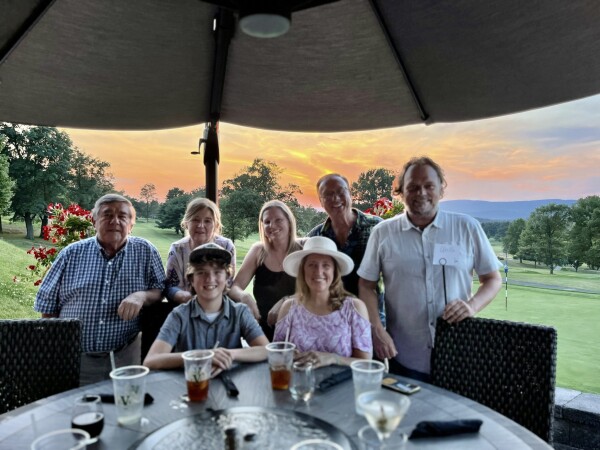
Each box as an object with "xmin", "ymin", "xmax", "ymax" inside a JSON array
[{"xmin": 409, "ymin": 419, "xmax": 483, "ymax": 439}]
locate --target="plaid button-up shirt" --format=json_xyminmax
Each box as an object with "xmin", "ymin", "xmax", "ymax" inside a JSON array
[{"xmin": 35, "ymin": 236, "xmax": 165, "ymax": 353}]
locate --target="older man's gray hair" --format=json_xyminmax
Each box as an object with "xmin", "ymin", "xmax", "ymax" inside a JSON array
[{"xmin": 92, "ymin": 193, "xmax": 136, "ymax": 223}]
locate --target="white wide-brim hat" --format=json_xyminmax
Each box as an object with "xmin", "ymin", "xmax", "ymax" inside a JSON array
[{"xmin": 283, "ymin": 236, "xmax": 354, "ymax": 277}]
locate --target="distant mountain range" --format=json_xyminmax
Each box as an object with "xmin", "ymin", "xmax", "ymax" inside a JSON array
[{"xmin": 439, "ymin": 199, "xmax": 577, "ymax": 222}]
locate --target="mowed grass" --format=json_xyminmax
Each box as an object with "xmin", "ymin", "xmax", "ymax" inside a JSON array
[
  {"xmin": 489, "ymin": 238, "xmax": 600, "ymax": 291},
  {"xmin": 130, "ymin": 221, "xmax": 258, "ymax": 270},
  {"xmin": 479, "ymin": 284, "xmax": 600, "ymax": 394},
  {"xmin": 0, "ymin": 220, "xmax": 43, "ymax": 318},
  {"xmin": 2, "ymin": 219, "xmax": 599, "ymax": 393}
]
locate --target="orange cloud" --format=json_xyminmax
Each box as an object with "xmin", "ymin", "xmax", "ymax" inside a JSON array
[{"xmin": 62, "ymin": 94, "xmax": 600, "ymax": 206}]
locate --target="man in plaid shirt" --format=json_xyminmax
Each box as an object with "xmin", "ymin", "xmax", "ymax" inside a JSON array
[{"xmin": 35, "ymin": 194, "xmax": 165, "ymax": 385}]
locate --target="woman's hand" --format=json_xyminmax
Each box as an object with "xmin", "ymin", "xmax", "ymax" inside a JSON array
[
  {"xmin": 294, "ymin": 350, "xmax": 337, "ymax": 369},
  {"xmin": 240, "ymin": 293, "xmax": 261, "ymax": 320}
]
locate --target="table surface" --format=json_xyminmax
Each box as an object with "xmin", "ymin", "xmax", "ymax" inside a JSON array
[{"xmin": 0, "ymin": 362, "xmax": 552, "ymax": 449}]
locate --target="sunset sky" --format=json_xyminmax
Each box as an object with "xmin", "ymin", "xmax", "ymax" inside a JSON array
[{"xmin": 62, "ymin": 94, "xmax": 600, "ymax": 208}]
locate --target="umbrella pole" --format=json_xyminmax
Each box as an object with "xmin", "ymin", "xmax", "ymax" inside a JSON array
[
  {"xmin": 203, "ymin": 9, "xmax": 234, "ymax": 204},
  {"xmin": 204, "ymin": 122, "xmax": 220, "ymax": 204}
]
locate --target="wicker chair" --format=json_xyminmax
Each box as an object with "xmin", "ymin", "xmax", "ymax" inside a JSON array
[
  {"xmin": 430, "ymin": 317, "xmax": 557, "ymax": 443},
  {"xmin": 0, "ymin": 319, "xmax": 82, "ymax": 414}
]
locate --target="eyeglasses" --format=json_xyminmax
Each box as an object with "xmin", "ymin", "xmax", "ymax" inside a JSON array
[{"xmin": 320, "ymin": 188, "xmax": 349, "ymax": 201}]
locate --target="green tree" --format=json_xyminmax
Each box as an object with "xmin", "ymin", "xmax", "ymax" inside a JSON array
[
  {"xmin": 503, "ymin": 218, "xmax": 526, "ymax": 262},
  {"xmin": 292, "ymin": 204, "xmax": 328, "ymax": 235},
  {"xmin": 68, "ymin": 149, "xmax": 114, "ymax": 210},
  {"xmin": 351, "ymin": 168, "xmax": 395, "ymax": 210},
  {"xmin": 220, "ymin": 190, "xmax": 263, "ymax": 242},
  {"xmin": 158, "ymin": 188, "xmax": 191, "ymax": 235},
  {"xmin": 221, "ymin": 158, "xmax": 301, "ymax": 205},
  {"xmin": 0, "ymin": 124, "xmax": 74, "ymax": 239},
  {"xmin": 568, "ymin": 195, "xmax": 600, "ymax": 270},
  {"xmin": 221, "ymin": 159, "xmax": 301, "ymax": 236},
  {"xmin": 481, "ymin": 221, "xmax": 510, "ymax": 240},
  {"xmin": 157, "ymin": 195, "xmax": 189, "ymax": 235},
  {"xmin": 156, "ymin": 187, "xmax": 206, "ymax": 235},
  {"xmin": 0, "ymin": 141, "xmax": 16, "ymax": 233},
  {"xmin": 165, "ymin": 187, "xmax": 186, "ymax": 201},
  {"xmin": 518, "ymin": 224, "xmax": 541, "ymax": 267},
  {"xmin": 520, "ymin": 204, "xmax": 571, "ymax": 274},
  {"xmin": 139, "ymin": 183, "xmax": 157, "ymax": 222}
]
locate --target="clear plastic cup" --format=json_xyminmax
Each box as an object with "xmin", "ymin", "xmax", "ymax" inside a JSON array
[
  {"xmin": 181, "ymin": 350, "xmax": 214, "ymax": 402},
  {"xmin": 109, "ymin": 365, "xmax": 149, "ymax": 425},
  {"xmin": 350, "ymin": 360, "xmax": 385, "ymax": 415},
  {"xmin": 31, "ymin": 428, "xmax": 90, "ymax": 450},
  {"xmin": 266, "ymin": 342, "xmax": 296, "ymax": 390}
]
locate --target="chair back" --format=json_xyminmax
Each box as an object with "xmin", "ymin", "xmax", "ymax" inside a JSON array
[
  {"xmin": 0, "ymin": 319, "xmax": 81, "ymax": 414},
  {"xmin": 140, "ymin": 300, "xmax": 174, "ymax": 361},
  {"xmin": 431, "ymin": 317, "xmax": 557, "ymax": 443}
]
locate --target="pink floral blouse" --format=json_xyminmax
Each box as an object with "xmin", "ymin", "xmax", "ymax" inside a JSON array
[{"xmin": 273, "ymin": 297, "xmax": 372, "ymax": 357}]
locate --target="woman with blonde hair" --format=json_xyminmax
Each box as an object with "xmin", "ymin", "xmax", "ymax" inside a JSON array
[
  {"xmin": 165, "ymin": 197, "xmax": 236, "ymax": 304},
  {"xmin": 228, "ymin": 200, "xmax": 303, "ymax": 341},
  {"xmin": 273, "ymin": 236, "xmax": 372, "ymax": 367}
]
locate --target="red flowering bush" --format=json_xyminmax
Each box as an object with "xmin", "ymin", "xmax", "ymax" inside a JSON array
[
  {"xmin": 365, "ymin": 197, "xmax": 404, "ymax": 219},
  {"xmin": 23, "ymin": 203, "xmax": 95, "ymax": 286}
]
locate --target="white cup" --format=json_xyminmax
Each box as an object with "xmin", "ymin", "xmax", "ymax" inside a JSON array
[
  {"xmin": 350, "ymin": 360, "xmax": 385, "ymax": 415},
  {"xmin": 290, "ymin": 439, "xmax": 344, "ymax": 449},
  {"xmin": 31, "ymin": 429, "xmax": 90, "ymax": 450},
  {"xmin": 109, "ymin": 365, "xmax": 149, "ymax": 425}
]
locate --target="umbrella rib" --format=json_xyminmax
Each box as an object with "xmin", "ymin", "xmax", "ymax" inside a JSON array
[
  {"xmin": 0, "ymin": 0, "xmax": 57, "ymax": 68},
  {"xmin": 367, "ymin": 0, "xmax": 430, "ymax": 124}
]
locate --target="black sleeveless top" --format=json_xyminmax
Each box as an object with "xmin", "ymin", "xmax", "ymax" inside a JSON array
[{"xmin": 253, "ymin": 263, "xmax": 296, "ymax": 341}]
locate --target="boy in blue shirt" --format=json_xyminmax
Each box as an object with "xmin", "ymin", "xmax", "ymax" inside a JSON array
[{"xmin": 144, "ymin": 243, "xmax": 268, "ymax": 376}]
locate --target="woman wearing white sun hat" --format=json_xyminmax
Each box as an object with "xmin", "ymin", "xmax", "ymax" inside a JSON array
[{"xmin": 273, "ymin": 236, "xmax": 372, "ymax": 367}]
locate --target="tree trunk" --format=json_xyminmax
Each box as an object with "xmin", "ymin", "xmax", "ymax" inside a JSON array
[
  {"xmin": 0, "ymin": 215, "xmax": 3, "ymax": 233},
  {"xmin": 39, "ymin": 214, "xmax": 48, "ymax": 238},
  {"xmin": 24, "ymin": 212, "xmax": 34, "ymax": 240}
]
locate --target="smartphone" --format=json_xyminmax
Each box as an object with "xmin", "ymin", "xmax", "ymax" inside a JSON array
[{"xmin": 382, "ymin": 377, "xmax": 421, "ymax": 395}]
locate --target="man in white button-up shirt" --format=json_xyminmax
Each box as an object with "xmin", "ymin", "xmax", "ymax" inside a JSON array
[{"xmin": 358, "ymin": 157, "xmax": 501, "ymax": 380}]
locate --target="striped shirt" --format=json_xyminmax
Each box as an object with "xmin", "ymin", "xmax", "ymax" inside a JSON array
[{"xmin": 34, "ymin": 236, "xmax": 165, "ymax": 353}]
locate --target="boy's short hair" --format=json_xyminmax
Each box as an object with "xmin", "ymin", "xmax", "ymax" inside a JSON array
[
  {"xmin": 189, "ymin": 242, "xmax": 232, "ymax": 264},
  {"xmin": 186, "ymin": 243, "xmax": 233, "ymax": 295},
  {"xmin": 185, "ymin": 260, "xmax": 233, "ymax": 295}
]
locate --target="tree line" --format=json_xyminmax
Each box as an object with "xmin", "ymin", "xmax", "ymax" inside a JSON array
[
  {"xmin": 0, "ymin": 124, "xmax": 115, "ymax": 239},
  {"xmin": 481, "ymin": 198, "xmax": 600, "ymax": 273},
  {"xmin": 157, "ymin": 161, "xmax": 400, "ymax": 241},
  {"xmin": 1, "ymin": 124, "xmax": 400, "ymax": 242}
]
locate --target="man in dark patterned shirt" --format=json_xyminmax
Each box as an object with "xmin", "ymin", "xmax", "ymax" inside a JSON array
[{"xmin": 307, "ymin": 174, "xmax": 385, "ymax": 323}]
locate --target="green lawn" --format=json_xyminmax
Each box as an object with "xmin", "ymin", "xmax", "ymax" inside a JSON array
[
  {"xmin": 490, "ymin": 238, "xmax": 599, "ymax": 291},
  {"xmin": 130, "ymin": 220, "xmax": 257, "ymax": 269},
  {"xmin": 480, "ymin": 285, "xmax": 600, "ymax": 394},
  {"xmin": 2, "ymin": 219, "xmax": 599, "ymax": 393}
]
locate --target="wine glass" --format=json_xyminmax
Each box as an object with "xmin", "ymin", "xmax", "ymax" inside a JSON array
[
  {"xmin": 71, "ymin": 394, "xmax": 104, "ymax": 444},
  {"xmin": 289, "ymin": 361, "xmax": 315, "ymax": 403},
  {"xmin": 357, "ymin": 390, "xmax": 410, "ymax": 445}
]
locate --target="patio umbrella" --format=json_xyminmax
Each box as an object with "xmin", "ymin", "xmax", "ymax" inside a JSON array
[{"xmin": 2, "ymin": 0, "xmax": 600, "ymax": 199}]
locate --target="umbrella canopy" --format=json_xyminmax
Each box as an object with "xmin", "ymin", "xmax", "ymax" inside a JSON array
[{"xmin": 2, "ymin": 0, "xmax": 600, "ymax": 132}]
